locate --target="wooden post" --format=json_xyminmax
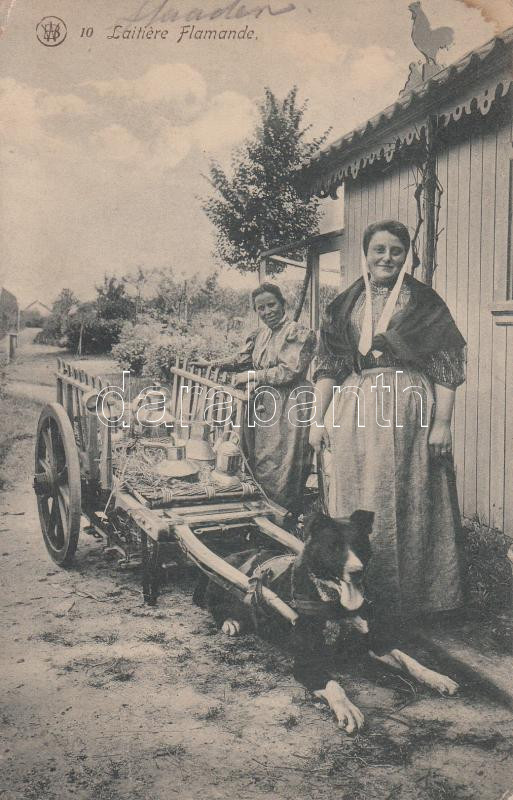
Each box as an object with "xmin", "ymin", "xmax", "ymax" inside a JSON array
[
  {"xmin": 66, "ymin": 383, "xmax": 74, "ymax": 423},
  {"xmin": 87, "ymin": 412, "xmax": 101, "ymax": 484},
  {"xmin": 422, "ymin": 115, "xmax": 438, "ymax": 286},
  {"xmin": 8, "ymin": 332, "xmax": 17, "ymax": 362},
  {"xmin": 100, "ymin": 424, "xmax": 113, "ymax": 491},
  {"xmin": 309, "ymin": 249, "xmax": 320, "ymax": 331},
  {"xmin": 258, "ymin": 256, "xmax": 267, "ymax": 284}
]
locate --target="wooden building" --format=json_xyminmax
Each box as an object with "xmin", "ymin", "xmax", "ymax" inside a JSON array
[
  {"xmin": 292, "ymin": 29, "xmax": 513, "ymax": 535},
  {"xmin": 22, "ymin": 300, "xmax": 51, "ymax": 326}
]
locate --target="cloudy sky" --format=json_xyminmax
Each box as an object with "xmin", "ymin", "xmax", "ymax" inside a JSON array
[{"xmin": 0, "ymin": 0, "xmax": 507, "ymax": 306}]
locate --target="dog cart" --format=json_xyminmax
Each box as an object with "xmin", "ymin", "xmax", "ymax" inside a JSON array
[{"xmin": 32, "ymin": 358, "xmax": 304, "ymax": 625}]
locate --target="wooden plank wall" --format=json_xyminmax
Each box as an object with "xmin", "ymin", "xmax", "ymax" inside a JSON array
[{"xmin": 341, "ymin": 118, "xmax": 512, "ymax": 534}]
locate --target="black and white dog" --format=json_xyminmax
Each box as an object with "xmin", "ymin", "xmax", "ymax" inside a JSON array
[{"xmin": 200, "ymin": 511, "xmax": 459, "ymax": 732}]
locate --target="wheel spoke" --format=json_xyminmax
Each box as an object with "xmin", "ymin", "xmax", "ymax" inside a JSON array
[
  {"xmin": 42, "ymin": 426, "xmax": 55, "ymax": 467},
  {"xmin": 38, "ymin": 457, "xmax": 51, "ymax": 473},
  {"xmin": 51, "ymin": 493, "xmax": 65, "ymax": 547},
  {"xmin": 58, "ymin": 484, "xmax": 70, "ymax": 509},
  {"xmin": 57, "ymin": 493, "xmax": 68, "ymax": 537},
  {"xmin": 48, "ymin": 496, "xmax": 58, "ymax": 535}
]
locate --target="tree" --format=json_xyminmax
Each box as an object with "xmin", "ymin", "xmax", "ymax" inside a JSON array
[
  {"xmin": 51, "ymin": 288, "xmax": 79, "ymax": 317},
  {"xmin": 122, "ymin": 267, "xmax": 152, "ymax": 321},
  {"xmin": 95, "ymin": 275, "xmax": 135, "ymax": 322},
  {"xmin": 149, "ymin": 268, "xmax": 226, "ymax": 324},
  {"xmin": 34, "ymin": 288, "xmax": 80, "ymax": 344},
  {"xmin": 202, "ymin": 87, "xmax": 329, "ymax": 276}
]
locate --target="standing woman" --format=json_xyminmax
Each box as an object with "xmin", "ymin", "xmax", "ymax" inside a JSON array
[
  {"xmin": 310, "ymin": 220, "xmax": 466, "ymax": 619},
  {"xmin": 211, "ymin": 283, "xmax": 316, "ymax": 517}
]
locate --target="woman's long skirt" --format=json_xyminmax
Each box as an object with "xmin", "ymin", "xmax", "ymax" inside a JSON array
[
  {"xmin": 325, "ymin": 366, "xmax": 463, "ymax": 618},
  {"xmin": 244, "ymin": 380, "xmax": 313, "ymax": 515}
]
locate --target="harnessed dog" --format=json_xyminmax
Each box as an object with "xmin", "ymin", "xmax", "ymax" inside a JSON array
[{"xmin": 198, "ymin": 511, "xmax": 459, "ymax": 732}]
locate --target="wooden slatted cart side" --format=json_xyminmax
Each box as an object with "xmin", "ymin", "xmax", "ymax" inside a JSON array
[
  {"xmin": 55, "ymin": 358, "xmax": 115, "ymax": 489},
  {"xmin": 168, "ymin": 357, "xmax": 248, "ymax": 442}
]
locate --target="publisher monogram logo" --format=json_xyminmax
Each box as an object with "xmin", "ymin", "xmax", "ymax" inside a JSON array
[{"xmin": 36, "ymin": 16, "xmax": 67, "ymax": 47}]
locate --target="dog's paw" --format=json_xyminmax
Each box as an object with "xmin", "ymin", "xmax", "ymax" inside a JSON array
[
  {"xmin": 420, "ymin": 670, "xmax": 459, "ymax": 695},
  {"xmin": 314, "ymin": 680, "xmax": 364, "ymax": 733},
  {"xmin": 222, "ymin": 619, "xmax": 241, "ymax": 637},
  {"xmin": 386, "ymin": 650, "xmax": 459, "ymax": 696}
]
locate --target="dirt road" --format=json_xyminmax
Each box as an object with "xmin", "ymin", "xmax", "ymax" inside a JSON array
[{"xmin": 1, "ymin": 335, "xmax": 513, "ymax": 800}]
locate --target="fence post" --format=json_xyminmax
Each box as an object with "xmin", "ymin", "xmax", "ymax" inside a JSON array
[{"xmin": 8, "ymin": 332, "xmax": 17, "ymax": 362}]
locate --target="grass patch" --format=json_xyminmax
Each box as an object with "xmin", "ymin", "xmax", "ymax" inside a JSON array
[
  {"xmin": 0, "ymin": 389, "xmax": 42, "ymax": 490},
  {"xmin": 416, "ymin": 769, "xmax": 473, "ymax": 800},
  {"xmin": 92, "ymin": 632, "xmax": 119, "ymax": 645},
  {"xmin": 176, "ymin": 647, "xmax": 193, "ymax": 663},
  {"xmin": 461, "ymin": 517, "xmax": 513, "ymax": 611},
  {"xmin": 62, "ymin": 656, "xmax": 137, "ymax": 687},
  {"xmin": 35, "ymin": 631, "xmax": 75, "ymax": 647},
  {"xmin": 154, "ymin": 744, "xmax": 186, "ymax": 758},
  {"xmin": 140, "ymin": 631, "xmax": 167, "ymax": 645},
  {"xmin": 197, "ymin": 705, "xmax": 225, "ymax": 721},
  {"xmin": 281, "ymin": 713, "xmax": 300, "ymax": 730}
]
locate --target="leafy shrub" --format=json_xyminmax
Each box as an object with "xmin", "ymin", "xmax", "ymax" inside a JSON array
[
  {"xmin": 112, "ymin": 317, "xmax": 164, "ymax": 376},
  {"xmin": 34, "ymin": 313, "xmax": 65, "ymax": 345},
  {"xmin": 23, "ymin": 314, "xmax": 47, "ymax": 328},
  {"xmin": 65, "ymin": 317, "xmax": 124, "ymax": 354},
  {"xmin": 112, "ymin": 312, "xmax": 250, "ymax": 381}
]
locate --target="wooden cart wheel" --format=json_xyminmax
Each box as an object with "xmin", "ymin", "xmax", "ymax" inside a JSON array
[{"xmin": 33, "ymin": 403, "xmax": 82, "ymax": 566}]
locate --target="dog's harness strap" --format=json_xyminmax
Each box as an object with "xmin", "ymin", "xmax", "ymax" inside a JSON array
[
  {"xmin": 244, "ymin": 574, "xmax": 265, "ymax": 632},
  {"xmin": 243, "ymin": 554, "xmax": 296, "ymax": 631},
  {"xmin": 292, "ymin": 596, "xmax": 342, "ymax": 619}
]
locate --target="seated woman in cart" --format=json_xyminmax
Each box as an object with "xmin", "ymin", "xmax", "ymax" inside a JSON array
[{"xmin": 205, "ymin": 282, "xmax": 317, "ymax": 518}]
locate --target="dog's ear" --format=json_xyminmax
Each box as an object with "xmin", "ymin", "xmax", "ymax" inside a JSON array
[
  {"xmin": 302, "ymin": 513, "xmax": 342, "ymax": 579},
  {"xmin": 350, "ymin": 510, "xmax": 374, "ymax": 537}
]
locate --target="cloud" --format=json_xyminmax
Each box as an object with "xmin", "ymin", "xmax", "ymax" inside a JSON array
[
  {"xmin": 81, "ymin": 64, "xmax": 257, "ymax": 168},
  {"xmin": 39, "ymin": 93, "xmax": 90, "ymax": 117},
  {"xmin": 191, "ymin": 91, "xmax": 258, "ymax": 153},
  {"xmin": 150, "ymin": 124, "xmax": 192, "ymax": 169},
  {"xmin": 348, "ymin": 45, "xmax": 403, "ymax": 92},
  {"xmin": 453, "ymin": 0, "xmax": 512, "ymax": 33},
  {"xmin": 281, "ymin": 31, "xmax": 348, "ymax": 65},
  {"xmin": 1, "ymin": 67, "xmax": 255, "ymax": 178},
  {"xmin": 92, "ymin": 90, "xmax": 256, "ymax": 170},
  {"xmin": 93, "ymin": 124, "xmax": 142, "ymax": 161},
  {"xmin": 0, "ymin": 78, "xmax": 91, "ymax": 153},
  {"xmin": 84, "ymin": 63, "xmax": 207, "ymax": 120}
]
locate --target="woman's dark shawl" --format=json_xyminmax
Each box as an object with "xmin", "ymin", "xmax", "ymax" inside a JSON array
[{"xmin": 318, "ymin": 273, "xmax": 466, "ymax": 368}]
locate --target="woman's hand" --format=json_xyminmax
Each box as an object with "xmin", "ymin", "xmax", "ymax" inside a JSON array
[
  {"xmin": 429, "ymin": 420, "xmax": 452, "ymax": 458},
  {"xmin": 309, "ymin": 424, "xmax": 329, "ymax": 454},
  {"xmin": 233, "ymin": 371, "xmax": 252, "ymax": 387}
]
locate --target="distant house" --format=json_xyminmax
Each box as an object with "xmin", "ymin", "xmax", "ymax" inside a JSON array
[
  {"xmin": 0, "ymin": 287, "xmax": 19, "ymax": 338},
  {"xmin": 22, "ymin": 300, "xmax": 51, "ymax": 327}
]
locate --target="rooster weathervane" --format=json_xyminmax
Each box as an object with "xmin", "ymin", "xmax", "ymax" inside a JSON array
[{"xmin": 400, "ymin": 2, "xmax": 455, "ymax": 96}]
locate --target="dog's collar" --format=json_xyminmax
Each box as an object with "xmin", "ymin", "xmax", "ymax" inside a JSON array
[
  {"xmin": 289, "ymin": 569, "xmax": 343, "ymax": 619},
  {"xmin": 308, "ymin": 572, "xmax": 345, "ymax": 603}
]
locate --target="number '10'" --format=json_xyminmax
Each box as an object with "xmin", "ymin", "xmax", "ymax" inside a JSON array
[{"xmin": 81, "ymin": 26, "xmax": 94, "ymax": 37}]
